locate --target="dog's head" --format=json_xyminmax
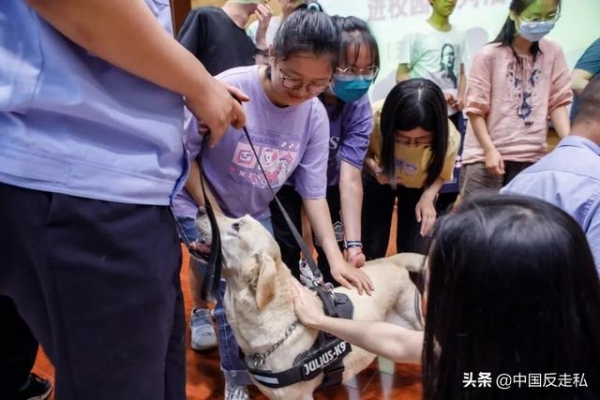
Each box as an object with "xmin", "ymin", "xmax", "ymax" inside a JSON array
[{"xmin": 195, "ymin": 207, "xmax": 283, "ymax": 309}]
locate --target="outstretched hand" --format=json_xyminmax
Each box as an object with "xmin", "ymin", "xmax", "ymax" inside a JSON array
[
  {"xmin": 330, "ymin": 259, "xmax": 374, "ymax": 296},
  {"xmin": 292, "ymin": 280, "xmax": 324, "ymax": 328}
]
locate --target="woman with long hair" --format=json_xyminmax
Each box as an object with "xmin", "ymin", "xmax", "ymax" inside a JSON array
[
  {"xmin": 361, "ymin": 79, "xmax": 461, "ymax": 258},
  {"xmin": 294, "ymin": 194, "xmax": 600, "ymax": 399}
]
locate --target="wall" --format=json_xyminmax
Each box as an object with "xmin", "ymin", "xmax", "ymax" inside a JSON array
[{"xmin": 319, "ymin": 0, "xmax": 600, "ymax": 102}]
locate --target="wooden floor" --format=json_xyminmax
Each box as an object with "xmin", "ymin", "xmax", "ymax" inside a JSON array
[{"xmin": 32, "ymin": 210, "xmax": 423, "ymax": 399}]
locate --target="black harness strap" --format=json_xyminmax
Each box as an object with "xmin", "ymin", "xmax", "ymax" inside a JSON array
[
  {"xmin": 245, "ymin": 336, "xmax": 352, "ymax": 389},
  {"xmin": 243, "ymin": 292, "xmax": 354, "ymax": 389}
]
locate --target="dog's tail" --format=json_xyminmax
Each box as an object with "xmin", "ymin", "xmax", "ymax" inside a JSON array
[{"xmin": 388, "ymin": 252, "xmax": 426, "ymax": 274}]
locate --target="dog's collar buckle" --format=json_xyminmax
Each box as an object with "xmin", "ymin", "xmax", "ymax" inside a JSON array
[
  {"xmin": 248, "ymin": 320, "xmax": 301, "ymax": 369},
  {"xmin": 250, "ymin": 353, "xmax": 266, "ymax": 368}
]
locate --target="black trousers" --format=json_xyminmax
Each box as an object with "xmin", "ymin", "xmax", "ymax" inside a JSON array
[
  {"xmin": 436, "ymin": 111, "xmax": 466, "ymax": 212},
  {"xmin": 0, "ymin": 296, "xmax": 38, "ymax": 396},
  {"xmin": 270, "ymin": 185, "xmax": 342, "ymax": 286},
  {"xmin": 0, "ymin": 183, "xmax": 185, "ymax": 400},
  {"xmin": 361, "ymin": 173, "xmax": 432, "ymax": 260}
]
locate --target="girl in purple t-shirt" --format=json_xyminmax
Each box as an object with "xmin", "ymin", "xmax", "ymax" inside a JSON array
[
  {"xmin": 270, "ymin": 15, "xmax": 379, "ymax": 286},
  {"xmin": 173, "ymin": 9, "xmax": 373, "ymax": 398}
]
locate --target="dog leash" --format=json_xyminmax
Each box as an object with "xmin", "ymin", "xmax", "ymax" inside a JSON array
[
  {"xmin": 233, "ymin": 119, "xmax": 340, "ymax": 318},
  {"xmin": 192, "ymin": 96, "xmax": 340, "ymax": 316},
  {"xmin": 198, "ymin": 173, "xmax": 223, "ymax": 300}
]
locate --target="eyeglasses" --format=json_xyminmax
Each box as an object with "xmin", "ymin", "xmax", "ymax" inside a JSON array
[
  {"xmin": 335, "ymin": 66, "xmax": 379, "ymax": 80},
  {"xmin": 279, "ymin": 70, "xmax": 331, "ymax": 94},
  {"xmin": 520, "ymin": 13, "xmax": 561, "ymax": 27},
  {"xmin": 395, "ymin": 136, "xmax": 432, "ymax": 147}
]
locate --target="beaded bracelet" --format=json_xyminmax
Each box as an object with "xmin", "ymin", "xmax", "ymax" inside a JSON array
[{"xmin": 344, "ymin": 240, "xmax": 363, "ymax": 250}]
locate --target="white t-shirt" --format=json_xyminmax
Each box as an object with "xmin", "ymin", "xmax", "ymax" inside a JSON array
[
  {"xmin": 246, "ymin": 17, "xmax": 282, "ymax": 47},
  {"xmin": 398, "ymin": 21, "xmax": 467, "ymax": 115}
]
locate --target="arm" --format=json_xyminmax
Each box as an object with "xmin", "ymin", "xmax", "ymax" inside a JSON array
[
  {"xmin": 294, "ymin": 106, "xmax": 372, "ymax": 293},
  {"xmin": 547, "ymin": 44, "xmax": 572, "ymax": 137},
  {"xmin": 339, "ymin": 162, "xmax": 365, "ymax": 266},
  {"xmin": 396, "ymin": 63, "xmax": 411, "ymax": 83},
  {"xmin": 293, "ymin": 283, "xmax": 422, "ymax": 363},
  {"xmin": 338, "ymin": 99, "xmax": 374, "ymax": 266},
  {"xmin": 26, "ymin": 0, "xmax": 246, "ymax": 143},
  {"xmin": 571, "ymin": 39, "xmax": 600, "ymax": 97},
  {"xmin": 465, "ymin": 52, "xmax": 504, "ymax": 175},
  {"xmin": 468, "ymin": 114, "xmax": 504, "ymax": 175},
  {"xmin": 396, "ymin": 33, "xmax": 414, "ymax": 83},
  {"xmin": 456, "ymin": 63, "xmax": 467, "ymax": 110},
  {"xmin": 184, "ymin": 160, "xmax": 223, "ymax": 213},
  {"xmin": 416, "ymin": 177, "xmax": 445, "ymax": 236},
  {"xmin": 302, "ymin": 198, "xmax": 373, "ymax": 294},
  {"xmin": 549, "ymin": 105, "xmax": 570, "ymax": 138},
  {"xmin": 571, "ymin": 68, "xmax": 593, "ymax": 96},
  {"xmin": 364, "ymin": 101, "xmax": 390, "ymax": 185},
  {"xmin": 185, "ymin": 160, "xmax": 206, "ymax": 207},
  {"xmin": 254, "ymin": 4, "xmax": 272, "ymax": 49}
]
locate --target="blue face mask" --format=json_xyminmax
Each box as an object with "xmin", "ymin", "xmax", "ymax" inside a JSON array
[
  {"xmin": 332, "ymin": 75, "xmax": 373, "ymax": 103},
  {"xmin": 518, "ymin": 21, "xmax": 556, "ymax": 43}
]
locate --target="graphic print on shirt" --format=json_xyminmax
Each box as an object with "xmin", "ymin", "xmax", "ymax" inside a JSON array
[
  {"xmin": 507, "ymin": 58, "xmax": 541, "ymax": 127},
  {"xmin": 395, "ymin": 158, "xmax": 419, "ymax": 176},
  {"xmin": 438, "ymin": 43, "xmax": 458, "ymax": 88},
  {"xmin": 228, "ymin": 129, "xmax": 301, "ymax": 189}
]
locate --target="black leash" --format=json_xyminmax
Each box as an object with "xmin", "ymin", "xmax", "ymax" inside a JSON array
[
  {"xmin": 238, "ymin": 125, "xmax": 320, "ymax": 274},
  {"xmin": 235, "ymin": 124, "xmax": 340, "ymax": 317},
  {"xmin": 198, "ymin": 170, "xmax": 223, "ymax": 301},
  {"xmin": 189, "ymin": 98, "xmax": 338, "ymax": 313}
]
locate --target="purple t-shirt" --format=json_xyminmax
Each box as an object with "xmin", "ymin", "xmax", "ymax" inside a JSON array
[
  {"xmin": 172, "ymin": 65, "xmax": 329, "ymax": 219},
  {"xmin": 324, "ymin": 95, "xmax": 373, "ymax": 185}
]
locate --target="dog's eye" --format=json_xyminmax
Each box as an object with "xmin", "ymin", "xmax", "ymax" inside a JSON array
[{"xmin": 232, "ymin": 222, "xmax": 242, "ymax": 232}]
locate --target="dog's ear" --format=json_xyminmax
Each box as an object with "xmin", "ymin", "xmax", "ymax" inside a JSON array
[{"xmin": 253, "ymin": 253, "xmax": 277, "ymax": 309}]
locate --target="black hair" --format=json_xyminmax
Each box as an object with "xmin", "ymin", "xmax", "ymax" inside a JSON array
[
  {"xmin": 321, "ymin": 15, "xmax": 380, "ymax": 115},
  {"xmin": 265, "ymin": 8, "xmax": 339, "ymax": 80},
  {"xmin": 379, "ymin": 79, "xmax": 448, "ymax": 188},
  {"xmin": 423, "ymin": 194, "xmax": 600, "ymax": 400},
  {"xmin": 296, "ymin": 0, "xmax": 325, "ymax": 12},
  {"xmin": 331, "ymin": 15, "xmax": 380, "ymax": 78},
  {"xmin": 493, "ymin": 0, "xmax": 561, "ymax": 62},
  {"xmin": 574, "ymin": 74, "xmax": 600, "ymax": 125}
]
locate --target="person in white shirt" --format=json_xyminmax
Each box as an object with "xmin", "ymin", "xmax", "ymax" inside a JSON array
[{"xmin": 396, "ymin": 0, "xmax": 467, "ymax": 211}]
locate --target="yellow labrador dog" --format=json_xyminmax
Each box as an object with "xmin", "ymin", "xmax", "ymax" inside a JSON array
[{"xmin": 196, "ymin": 209, "xmax": 424, "ymax": 400}]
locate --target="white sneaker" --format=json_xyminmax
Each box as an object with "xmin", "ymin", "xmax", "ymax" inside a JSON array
[
  {"xmin": 224, "ymin": 383, "xmax": 250, "ymax": 400},
  {"xmin": 190, "ymin": 308, "xmax": 217, "ymax": 351}
]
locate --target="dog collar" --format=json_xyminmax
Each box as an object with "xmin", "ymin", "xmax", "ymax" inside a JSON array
[{"xmin": 247, "ymin": 320, "xmax": 301, "ymax": 369}]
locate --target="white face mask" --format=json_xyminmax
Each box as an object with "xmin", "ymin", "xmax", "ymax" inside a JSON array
[{"xmin": 518, "ymin": 20, "xmax": 556, "ymax": 42}]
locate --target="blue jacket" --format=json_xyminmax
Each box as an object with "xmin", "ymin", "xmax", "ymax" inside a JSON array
[{"xmin": 0, "ymin": 0, "xmax": 187, "ymax": 205}]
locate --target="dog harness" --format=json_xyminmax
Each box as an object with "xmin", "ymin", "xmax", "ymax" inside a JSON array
[
  {"xmin": 243, "ymin": 291, "xmax": 354, "ymax": 389},
  {"xmin": 184, "ymin": 111, "xmax": 358, "ymax": 389}
]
